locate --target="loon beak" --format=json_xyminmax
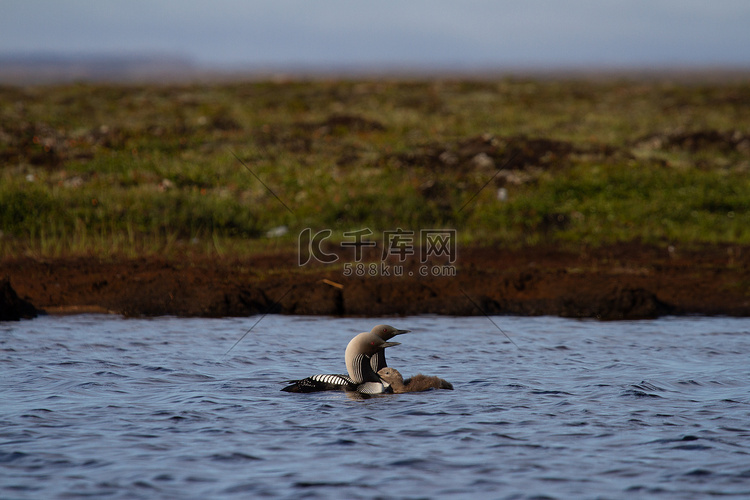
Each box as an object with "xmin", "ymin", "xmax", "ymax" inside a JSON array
[
  {"xmin": 393, "ymin": 329, "xmax": 410, "ymax": 336},
  {"xmin": 381, "ymin": 341, "xmax": 401, "ymax": 349}
]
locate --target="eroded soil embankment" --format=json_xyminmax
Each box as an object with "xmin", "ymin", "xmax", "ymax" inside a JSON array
[{"xmin": 2, "ymin": 244, "xmax": 749, "ymax": 320}]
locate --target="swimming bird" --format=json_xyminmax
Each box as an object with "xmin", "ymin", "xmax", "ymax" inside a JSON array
[
  {"xmin": 377, "ymin": 367, "xmax": 454, "ymax": 393},
  {"xmin": 281, "ymin": 326, "xmax": 402, "ymax": 393}
]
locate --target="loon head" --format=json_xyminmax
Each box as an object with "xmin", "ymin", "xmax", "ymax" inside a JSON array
[
  {"xmin": 370, "ymin": 324, "xmax": 411, "ymax": 341},
  {"xmin": 350, "ymin": 332, "xmax": 400, "ymax": 356}
]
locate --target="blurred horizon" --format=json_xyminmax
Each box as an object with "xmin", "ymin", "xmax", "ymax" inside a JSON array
[{"xmin": 2, "ymin": 1, "xmax": 750, "ymax": 83}]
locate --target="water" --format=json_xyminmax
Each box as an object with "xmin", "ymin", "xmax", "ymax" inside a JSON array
[{"xmin": 1, "ymin": 314, "xmax": 749, "ymax": 499}]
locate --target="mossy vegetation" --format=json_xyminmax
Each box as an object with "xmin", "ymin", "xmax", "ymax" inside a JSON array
[{"xmin": 1, "ymin": 78, "xmax": 749, "ymax": 257}]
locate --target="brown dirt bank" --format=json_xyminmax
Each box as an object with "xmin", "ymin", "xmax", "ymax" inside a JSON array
[{"xmin": 2, "ymin": 243, "xmax": 749, "ymax": 321}]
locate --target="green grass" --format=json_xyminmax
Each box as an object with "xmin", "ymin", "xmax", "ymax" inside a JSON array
[
  {"xmin": 1, "ymin": 78, "xmax": 749, "ymax": 258},
  {"xmin": 469, "ymin": 161, "xmax": 750, "ymax": 245}
]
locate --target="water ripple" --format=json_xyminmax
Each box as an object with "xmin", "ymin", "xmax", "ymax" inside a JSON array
[{"xmin": 2, "ymin": 315, "xmax": 750, "ymax": 499}]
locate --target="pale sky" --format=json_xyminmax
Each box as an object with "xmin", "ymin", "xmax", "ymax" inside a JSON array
[{"xmin": 2, "ymin": 0, "xmax": 749, "ymax": 70}]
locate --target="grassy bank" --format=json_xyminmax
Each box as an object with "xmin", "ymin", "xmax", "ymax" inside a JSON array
[{"xmin": 1, "ymin": 78, "xmax": 749, "ymax": 258}]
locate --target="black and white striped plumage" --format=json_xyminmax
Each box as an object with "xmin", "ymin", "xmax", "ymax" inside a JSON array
[
  {"xmin": 281, "ymin": 373, "xmax": 392, "ymax": 394},
  {"xmin": 347, "ymin": 352, "xmax": 374, "ymax": 384},
  {"xmin": 281, "ymin": 374, "xmax": 355, "ymax": 393}
]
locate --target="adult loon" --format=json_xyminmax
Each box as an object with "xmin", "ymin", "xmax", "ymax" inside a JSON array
[
  {"xmin": 377, "ymin": 367, "xmax": 454, "ymax": 393},
  {"xmin": 281, "ymin": 325, "xmax": 406, "ymax": 394}
]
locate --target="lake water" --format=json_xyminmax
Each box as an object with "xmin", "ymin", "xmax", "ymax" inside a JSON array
[{"xmin": 1, "ymin": 314, "xmax": 749, "ymax": 499}]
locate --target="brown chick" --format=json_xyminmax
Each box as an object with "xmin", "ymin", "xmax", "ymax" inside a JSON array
[{"xmin": 378, "ymin": 367, "xmax": 453, "ymax": 393}]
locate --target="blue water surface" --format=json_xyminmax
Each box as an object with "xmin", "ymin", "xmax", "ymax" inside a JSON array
[{"xmin": 1, "ymin": 314, "xmax": 749, "ymax": 499}]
